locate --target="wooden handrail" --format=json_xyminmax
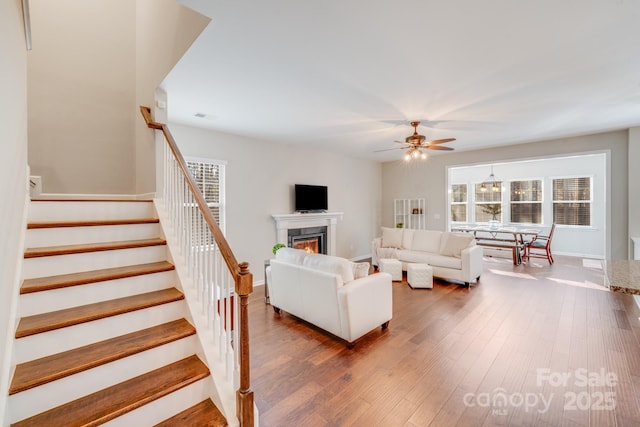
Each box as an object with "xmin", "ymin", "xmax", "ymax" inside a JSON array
[
  {"xmin": 140, "ymin": 106, "xmax": 241, "ymax": 276},
  {"xmin": 140, "ymin": 106, "xmax": 254, "ymax": 426}
]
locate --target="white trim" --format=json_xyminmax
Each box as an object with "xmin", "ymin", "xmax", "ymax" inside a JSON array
[
  {"xmin": 21, "ymin": 0, "xmax": 32, "ymax": 50},
  {"xmin": 272, "ymin": 212, "xmax": 343, "ymax": 256},
  {"xmin": 185, "ymin": 156, "xmax": 227, "ymax": 166},
  {"xmin": 34, "ymin": 192, "xmax": 156, "ymax": 200},
  {"xmin": 0, "ymin": 178, "xmax": 30, "ymax": 422}
]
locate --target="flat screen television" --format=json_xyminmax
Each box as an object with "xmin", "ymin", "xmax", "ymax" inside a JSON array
[{"xmin": 294, "ymin": 184, "xmax": 328, "ymax": 212}]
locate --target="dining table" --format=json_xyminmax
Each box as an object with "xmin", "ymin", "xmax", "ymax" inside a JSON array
[{"xmin": 451, "ymin": 225, "xmax": 540, "ymax": 265}]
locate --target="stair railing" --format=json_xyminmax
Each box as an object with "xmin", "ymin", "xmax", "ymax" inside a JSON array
[{"xmin": 140, "ymin": 106, "xmax": 254, "ymax": 426}]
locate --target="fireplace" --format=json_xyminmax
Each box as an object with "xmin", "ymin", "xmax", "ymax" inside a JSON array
[
  {"xmin": 272, "ymin": 212, "xmax": 342, "ymax": 255},
  {"xmin": 288, "ymin": 226, "xmax": 327, "ymax": 254}
]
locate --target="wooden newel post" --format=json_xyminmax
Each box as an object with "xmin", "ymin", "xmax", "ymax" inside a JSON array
[{"xmin": 236, "ymin": 262, "xmax": 254, "ymax": 426}]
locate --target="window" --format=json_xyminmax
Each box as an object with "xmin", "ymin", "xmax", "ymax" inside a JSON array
[
  {"xmin": 186, "ymin": 159, "xmax": 226, "ymax": 237},
  {"xmin": 474, "ymin": 182, "xmax": 502, "ymax": 222},
  {"xmin": 510, "ymin": 180, "xmax": 542, "ymax": 224},
  {"xmin": 553, "ymin": 177, "xmax": 591, "ymax": 226},
  {"xmin": 450, "ymin": 184, "xmax": 467, "ymax": 222}
]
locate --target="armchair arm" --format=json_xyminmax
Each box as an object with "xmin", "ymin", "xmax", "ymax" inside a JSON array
[
  {"xmin": 461, "ymin": 245, "xmax": 483, "ymax": 282},
  {"xmin": 371, "ymin": 237, "xmax": 382, "ymax": 267},
  {"xmin": 337, "ymin": 273, "xmax": 393, "ymax": 342}
]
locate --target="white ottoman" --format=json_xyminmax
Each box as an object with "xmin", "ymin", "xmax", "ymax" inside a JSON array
[
  {"xmin": 407, "ymin": 263, "xmax": 433, "ymax": 289},
  {"xmin": 379, "ymin": 258, "xmax": 402, "ymax": 281}
]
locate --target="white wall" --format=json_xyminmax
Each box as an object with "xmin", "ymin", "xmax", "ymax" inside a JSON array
[
  {"xmin": 27, "ymin": 0, "xmax": 209, "ymax": 195},
  {"xmin": 169, "ymin": 123, "xmax": 383, "ymax": 283},
  {"xmin": 135, "ymin": 0, "xmax": 210, "ymax": 194},
  {"xmin": 382, "ymin": 130, "xmax": 629, "ymax": 260},
  {"xmin": 28, "ymin": 0, "xmax": 137, "ymax": 194},
  {"xmin": 448, "ymin": 153, "xmax": 607, "ymax": 258},
  {"xmin": 0, "ymin": 0, "xmax": 29, "ymax": 421}
]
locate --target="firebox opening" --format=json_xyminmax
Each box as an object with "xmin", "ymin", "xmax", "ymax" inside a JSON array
[{"xmin": 288, "ymin": 226, "xmax": 327, "ymax": 255}]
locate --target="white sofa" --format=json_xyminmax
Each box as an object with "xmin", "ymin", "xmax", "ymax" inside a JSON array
[
  {"xmin": 372, "ymin": 227, "xmax": 483, "ymax": 286},
  {"xmin": 266, "ymin": 248, "xmax": 393, "ymax": 346}
]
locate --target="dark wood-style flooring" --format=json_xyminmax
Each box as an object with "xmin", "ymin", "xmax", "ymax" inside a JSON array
[{"xmin": 248, "ymin": 255, "xmax": 640, "ymax": 426}]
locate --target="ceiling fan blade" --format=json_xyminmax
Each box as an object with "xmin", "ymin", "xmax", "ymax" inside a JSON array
[
  {"xmin": 426, "ymin": 138, "xmax": 456, "ymax": 145},
  {"xmin": 426, "ymin": 145, "xmax": 455, "ymax": 151},
  {"xmin": 394, "ymin": 140, "xmax": 410, "ymax": 144},
  {"xmin": 373, "ymin": 147, "xmax": 408, "ymax": 152}
]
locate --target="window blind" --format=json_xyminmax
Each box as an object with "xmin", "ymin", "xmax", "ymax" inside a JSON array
[
  {"xmin": 510, "ymin": 180, "xmax": 542, "ymax": 224},
  {"xmin": 552, "ymin": 177, "xmax": 591, "ymax": 226}
]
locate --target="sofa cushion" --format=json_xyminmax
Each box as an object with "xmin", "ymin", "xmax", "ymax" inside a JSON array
[
  {"xmin": 410, "ymin": 230, "xmax": 443, "ymax": 253},
  {"xmin": 381, "ymin": 226, "xmax": 403, "ymax": 248},
  {"xmin": 352, "ymin": 262, "xmax": 370, "ymax": 279},
  {"xmin": 396, "ymin": 249, "xmax": 433, "ymax": 264},
  {"xmin": 429, "ymin": 254, "xmax": 463, "ymax": 269},
  {"xmin": 303, "ymin": 253, "xmax": 355, "ymax": 284},
  {"xmin": 275, "ymin": 247, "xmax": 308, "ymax": 265},
  {"xmin": 402, "ymin": 229, "xmax": 414, "ymax": 249},
  {"xmin": 439, "ymin": 232, "xmax": 475, "ymax": 258}
]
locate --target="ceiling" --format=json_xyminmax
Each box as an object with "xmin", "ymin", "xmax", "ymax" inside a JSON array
[{"xmin": 163, "ymin": 0, "xmax": 640, "ymax": 162}]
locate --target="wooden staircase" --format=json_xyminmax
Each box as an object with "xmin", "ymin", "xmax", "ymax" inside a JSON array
[{"xmin": 7, "ymin": 199, "xmax": 227, "ymax": 426}]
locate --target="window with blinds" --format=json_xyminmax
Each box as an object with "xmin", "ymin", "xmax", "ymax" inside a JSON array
[
  {"xmin": 552, "ymin": 177, "xmax": 591, "ymax": 226},
  {"xmin": 186, "ymin": 159, "xmax": 226, "ymax": 242},
  {"xmin": 510, "ymin": 180, "xmax": 542, "ymax": 224},
  {"xmin": 474, "ymin": 182, "xmax": 502, "ymax": 222},
  {"xmin": 450, "ymin": 184, "xmax": 468, "ymax": 222}
]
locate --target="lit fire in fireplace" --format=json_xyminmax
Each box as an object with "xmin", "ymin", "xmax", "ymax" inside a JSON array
[{"xmin": 293, "ymin": 238, "xmax": 319, "ymax": 254}]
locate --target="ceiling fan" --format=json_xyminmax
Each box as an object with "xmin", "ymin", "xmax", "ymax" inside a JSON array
[{"xmin": 375, "ymin": 121, "xmax": 455, "ymax": 160}]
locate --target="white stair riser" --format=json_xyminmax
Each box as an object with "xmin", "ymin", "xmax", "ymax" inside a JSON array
[
  {"xmin": 25, "ymin": 223, "xmax": 162, "ymax": 248},
  {"xmin": 22, "ymin": 246, "xmax": 169, "ymax": 279},
  {"xmin": 19, "ymin": 271, "xmax": 177, "ymax": 317},
  {"xmin": 103, "ymin": 377, "xmax": 214, "ymax": 427},
  {"xmin": 8, "ymin": 336, "xmax": 200, "ymax": 423},
  {"xmin": 14, "ymin": 301, "xmax": 188, "ymax": 363},
  {"xmin": 28, "ymin": 201, "xmax": 156, "ymax": 222}
]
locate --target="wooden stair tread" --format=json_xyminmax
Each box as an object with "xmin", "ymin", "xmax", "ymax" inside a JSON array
[
  {"xmin": 20, "ymin": 261, "xmax": 175, "ymax": 294},
  {"xmin": 155, "ymin": 399, "xmax": 227, "ymax": 427},
  {"xmin": 27, "ymin": 218, "xmax": 159, "ymax": 229},
  {"xmin": 15, "ymin": 288, "xmax": 184, "ymax": 338},
  {"xmin": 9, "ymin": 319, "xmax": 195, "ymax": 395},
  {"xmin": 24, "ymin": 237, "xmax": 166, "ymax": 258},
  {"xmin": 11, "ymin": 355, "xmax": 210, "ymax": 427}
]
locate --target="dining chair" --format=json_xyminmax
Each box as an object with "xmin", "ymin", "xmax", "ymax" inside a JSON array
[{"xmin": 523, "ymin": 224, "xmax": 556, "ymax": 264}]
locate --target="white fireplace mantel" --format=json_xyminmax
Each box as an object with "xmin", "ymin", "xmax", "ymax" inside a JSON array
[{"xmin": 272, "ymin": 212, "xmax": 343, "ymax": 256}]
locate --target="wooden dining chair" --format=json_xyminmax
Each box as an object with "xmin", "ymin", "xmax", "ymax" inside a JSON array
[{"xmin": 523, "ymin": 224, "xmax": 556, "ymax": 264}]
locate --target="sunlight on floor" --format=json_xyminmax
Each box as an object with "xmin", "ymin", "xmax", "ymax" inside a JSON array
[
  {"xmin": 582, "ymin": 258, "xmax": 603, "ymax": 269},
  {"xmin": 488, "ymin": 269, "xmax": 537, "ymax": 280},
  {"xmin": 548, "ymin": 277, "xmax": 608, "ymax": 291}
]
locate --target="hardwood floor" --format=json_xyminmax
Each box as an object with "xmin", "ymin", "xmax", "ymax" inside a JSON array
[{"xmin": 248, "ymin": 255, "xmax": 640, "ymax": 426}]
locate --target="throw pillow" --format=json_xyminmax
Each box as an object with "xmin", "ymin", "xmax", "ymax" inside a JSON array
[
  {"xmin": 402, "ymin": 229, "xmax": 414, "ymax": 249},
  {"xmin": 411, "ymin": 230, "xmax": 443, "ymax": 253},
  {"xmin": 352, "ymin": 262, "xmax": 370, "ymax": 279},
  {"xmin": 381, "ymin": 227, "xmax": 403, "ymax": 248},
  {"xmin": 440, "ymin": 232, "xmax": 475, "ymax": 258}
]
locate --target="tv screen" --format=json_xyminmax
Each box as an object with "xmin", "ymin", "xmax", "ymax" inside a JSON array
[{"xmin": 294, "ymin": 184, "xmax": 328, "ymax": 212}]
